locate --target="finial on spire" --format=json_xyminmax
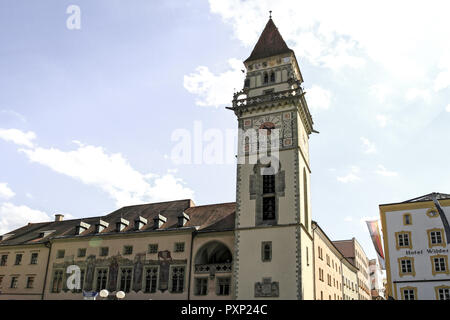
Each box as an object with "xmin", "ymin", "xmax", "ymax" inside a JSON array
[{"xmin": 269, "ymin": 10, "xmax": 272, "ymax": 19}]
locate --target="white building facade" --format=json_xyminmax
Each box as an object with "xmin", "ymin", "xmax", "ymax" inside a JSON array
[{"xmin": 380, "ymin": 193, "xmax": 450, "ymax": 300}]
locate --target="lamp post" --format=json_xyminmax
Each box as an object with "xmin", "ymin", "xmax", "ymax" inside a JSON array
[
  {"xmin": 99, "ymin": 289, "xmax": 109, "ymax": 299},
  {"xmin": 116, "ymin": 291, "xmax": 126, "ymax": 300}
]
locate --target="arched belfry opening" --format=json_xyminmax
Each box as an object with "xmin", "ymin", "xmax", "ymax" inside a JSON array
[
  {"xmin": 194, "ymin": 241, "xmax": 233, "ymax": 277},
  {"xmin": 195, "ymin": 241, "xmax": 232, "ymax": 265}
]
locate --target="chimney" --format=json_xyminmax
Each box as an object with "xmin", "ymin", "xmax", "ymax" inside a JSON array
[
  {"xmin": 134, "ymin": 216, "xmax": 147, "ymax": 230},
  {"xmin": 153, "ymin": 214, "xmax": 167, "ymax": 229},
  {"xmin": 55, "ymin": 214, "xmax": 64, "ymax": 222},
  {"xmin": 116, "ymin": 218, "xmax": 129, "ymax": 232},
  {"xmin": 95, "ymin": 219, "xmax": 109, "ymax": 233},
  {"xmin": 177, "ymin": 212, "xmax": 190, "ymax": 227}
]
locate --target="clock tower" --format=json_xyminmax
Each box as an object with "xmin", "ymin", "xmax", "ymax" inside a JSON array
[{"xmin": 228, "ymin": 17, "xmax": 316, "ymax": 299}]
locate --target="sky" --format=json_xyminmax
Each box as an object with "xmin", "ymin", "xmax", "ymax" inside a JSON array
[{"xmin": 1, "ymin": 0, "xmax": 450, "ymax": 261}]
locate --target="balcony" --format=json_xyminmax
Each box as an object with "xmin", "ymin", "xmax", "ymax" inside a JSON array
[
  {"xmin": 194, "ymin": 263, "xmax": 232, "ymax": 274},
  {"xmin": 231, "ymin": 87, "xmax": 304, "ymax": 109}
]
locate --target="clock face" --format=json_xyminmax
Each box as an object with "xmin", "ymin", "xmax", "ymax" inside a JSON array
[{"xmin": 253, "ymin": 115, "xmax": 282, "ymax": 133}]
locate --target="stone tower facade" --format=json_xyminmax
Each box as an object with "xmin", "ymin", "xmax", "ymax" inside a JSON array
[{"xmin": 229, "ymin": 18, "xmax": 316, "ymax": 299}]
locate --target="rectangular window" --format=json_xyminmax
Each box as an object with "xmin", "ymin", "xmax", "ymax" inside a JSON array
[
  {"xmin": 99, "ymin": 247, "xmax": 109, "ymax": 257},
  {"xmin": 170, "ymin": 266, "xmax": 185, "ymax": 293},
  {"xmin": 262, "ymin": 196, "xmax": 275, "ymax": 220},
  {"xmin": 123, "ymin": 245, "xmax": 133, "ymax": 255},
  {"xmin": 263, "ymin": 175, "xmax": 275, "ymax": 194},
  {"xmin": 174, "ymin": 242, "xmax": 185, "ymax": 253},
  {"xmin": 433, "ymin": 257, "xmax": 447, "ymax": 273},
  {"xmin": 148, "ymin": 244, "xmax": 158, "ymax": 254},
  {"xmin": 77, "ymin": 248, "xmax": 86, "ymax": 258},
  {"xmin": 404, "ymin": 214, "xmax": 412, "ymax": 225},
  {"xmin": 261, "ymin": 241, "xmax": 272, "ymax": 262},
  {"xmin": 0, "ymin": 275, "xmax": 3, "ymax": 287},
  {"xmin": 402, "ymin": 288, "xmax": 416, "ymax": 300},
  {"xmin": 396, "ymin": 232, "xmax": 412, "ymax": 249},
  {"xmin": 438, "ymin": 288, "xmax": 450, "ymax": 300},
  {"xmin": 14, "ymin": 254, "xmax": 22, "ymax": 265},
  {"xmin": 30, "ymin": 253, "xmax": 38, "ymax": 265},
  {"xmin": 0, "ymin": 255, "xmax": 7, "ymax": 266},
  {"xmin": 56, "ymin": 250, "xmax": 65, "ymax": 259},
  {"xmin": 95, "ymin": 268, "xmax": 108, "ymax": 291},
  {"xmin": 26, "ymin": 276, "xmax": 35, "ymax": 289},
  {"xmin": 119, "ymin": 267, "xmax": 133, "ymax": 293},
  {"xmin": 400, "ymin": 259, "xmax": 412, "ymax": 273},
  {"xmin": 10, "ymin": 276, "xmax": 18, "ymax": 289},
  {"xmin": 75, "ymin": 269, "xmax": 86, "ymax": 293},
  {"xmin": 144, "ymin": 267, "xmax": 158, "ymax": 293},
  {"xmin": 217, "ymin": 277, "xmax": 231, "ymax": 296},
  {"xmin": 195, "ymin": 277, "xmax": 208, "ymax": 296},
  {"xmin": 51, "ymin": 270, "xmax": 64, "ymax": 293}
]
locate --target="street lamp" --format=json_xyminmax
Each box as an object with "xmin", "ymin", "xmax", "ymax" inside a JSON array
[
  {"xmin": 99, "ymin": 289, "xmax": 109, "ymax": 299},
  {"xmin": 116, "ymin": 291, "xmax": 126, "ymax": 300}
]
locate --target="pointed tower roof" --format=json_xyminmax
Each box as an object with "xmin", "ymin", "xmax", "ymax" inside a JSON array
[{"xmin": 244, "ymin": 18, "xmax": 294, "ymax": 63}]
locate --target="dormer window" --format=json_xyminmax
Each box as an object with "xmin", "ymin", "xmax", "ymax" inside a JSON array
[
  {"xmin": 134, "ymin": 216, "xmax": 147, "ymax": 231},
  {"xmin": 95, "ymin": 220, "xmax": 109, "ymax": 233},
  {"xmin": 178, "ymin": 212, "xmax": 190, "ymax": 227},
  {"xmin": 115, "ymin": 218, "xmax": 129, "ymax": 232},
  {"xmin": 38, "ymin": 230, "xmax": 55, "ymax": 238},
  {"xmin": 75, "ymin": 221, "xmax": 90, "ymax": 235},
  {"xmin": 153, "ymin": 214, "xmax": 167, "ymax": 229}
]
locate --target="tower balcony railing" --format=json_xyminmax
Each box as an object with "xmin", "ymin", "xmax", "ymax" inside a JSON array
[
  {"xmin": 194, "ymin": 263, "xmax": 232, "ymax": 274},
  {"xmin": 231, "ymin": 87, "xmax": 304, "ymax": 109}
]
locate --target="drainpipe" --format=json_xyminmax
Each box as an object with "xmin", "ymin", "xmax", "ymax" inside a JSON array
[
  {"xmin": 187, "ymin": 229, "xmax": 197, "ymax": 300},
  {"xmin": 41, "ymin": 240, "xmax": 52, "ymax": 300},
  {"xmin": 311, "ymin": 223, "xmax": 317, "ymax": 300}
]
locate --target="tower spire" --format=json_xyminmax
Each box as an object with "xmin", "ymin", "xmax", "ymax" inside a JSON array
[{"xmin": 269, "ymin": 10, "xmax": 272, "ymax": 19}]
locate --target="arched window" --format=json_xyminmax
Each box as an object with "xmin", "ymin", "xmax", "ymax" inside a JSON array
[
  {"xmin": 270, "ymin": 71, "xmax": 275, "ymax": 83},
  {"xmin": 263, "ymin": 72, "xmax": 269, "ymax": 84},
  {"xmin": 303, "ymin": 168, "xmax": 309, "ymax": 231}
]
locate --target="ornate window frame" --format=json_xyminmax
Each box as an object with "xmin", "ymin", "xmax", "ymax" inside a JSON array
[
  {"xmin": 93, "ymin": 267, "xmax": 109, "ymax": 292},
  {"xmin": 117, "ymin": 266, "xmax": 134, "ymax": 293},
  {"xmin": 430, "ymin": 254, "xmax": 449, "ymax": 275},
  {"xmin": 435, "ymin": 285, "xmax": 450, "ymax": 300},
  {"xmin": 400, "ymin": 286, "xmax": 417, "ymax": 300},
  {"xmin": 403, "ymin": 213, "xmax": 412, "ymax": 226},
  {"xmin": 426, "ymin": 208, "xmax": 440, "ymax": 218},
  {"xmin": 427, "ymin": 228, "xmax": 446, "ymax": 248},
  {"xmin": 142, "ymin": 265, "xmax": 159, "ymax": 294},
  {"xmin": 168, "ymin": 264, "xmax": 186, "ymax": 294},
  {"xmin": 395, "ymin": 231, "xmax": 412, "ymax": 250},
  {"xmin": 397, "ymin": 256, "xmax": 416, "ymax": 277}
]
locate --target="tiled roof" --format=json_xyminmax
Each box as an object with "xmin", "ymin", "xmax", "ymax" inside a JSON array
[
  {"xmin": 401, "ymin": 192, "xmax": 450, "ymax": 203},
  {"xmin": 244, "ymin": 18, "xmax": 293, "ymax": 63},
  {"xmin": 0, "ymin": 199, "xmax": 236, "ymax": 246}
]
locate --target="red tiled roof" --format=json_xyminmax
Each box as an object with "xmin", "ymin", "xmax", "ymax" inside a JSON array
[{"xmin": 244, "ymin": 18, "xmax": 293, "ymax": 63}]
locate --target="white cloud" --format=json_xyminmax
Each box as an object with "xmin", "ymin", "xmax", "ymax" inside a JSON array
[
  {"xmin": 375, "ymin": 165, "xmax": 398, "ymax": 177},
  {"xmin": 405, "ymin": 88, "xmax": 431, "ymax": 103},
  {"xmin": 0, "ymin": 183, "xmax": 15, "ymax": 200},
  {"xmin": 18, "ymin": 142, "xmax": 194, "ymax": 207},
  {"xmin": 375, "ymin": 114, "xmax": 389, "ymax": 128},
  {"xmin": 369, "ymin": 84, "xmax": 392, "ymax": 103},
  {"xmin": 337, "ymin": 166, "xmax": 361, "ymax": 183},
  {"xmin": 0, "ymin": 202, "xmax": 51, "ymax": 235},
  {"xmin": 344, "ymin": 216, "xmax": 353, "ymax": 222},
  {"xmin": 306, "ymin": 85, "xmax": 331, "ymax": 110},
  {"xmin": 183, "ymin": 58, "xmax": 245, "ymax": 108},
  {"xmin": 434, "ymin": 70, "xmax": 450, "ymax": 91},
  {"xmin": 445, "ymin": 104, "xmax": 450, "ymax": 112},
  {"xmin": 0, "ymin": 128, "xmax": 36, "ymax": 147},
  {"xmin": 207, "ymin": 0, "xmax": 450, "ymax": 80},
  {"xmin": 360, "ymin": 137, "xmax": 377, "ymax": 154}
]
